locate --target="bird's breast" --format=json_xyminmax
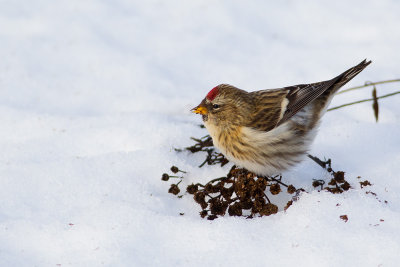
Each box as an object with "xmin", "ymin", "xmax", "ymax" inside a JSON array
[
  {"xmin": 204, "ymin": 122, "xmax": 251, "ymax": 162},
  {"xmin": 204, "ymin": 121, "xmax": 315, "ymax": 176}
]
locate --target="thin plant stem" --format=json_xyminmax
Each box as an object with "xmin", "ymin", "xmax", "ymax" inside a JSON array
[
  {"xmin": 267, "ymin": 175, "xmax": 289, "ymax": 187},
  {"xmin": 263, "ymin": 193, "xmax": 271, "ymax": 204},
  {"xmin": 328, "ymin": 90, "xmax": 400, "ymax": 112},
  {"xmin": 337, "ymin": 79, "xmax": 400, "ymax": 95}
]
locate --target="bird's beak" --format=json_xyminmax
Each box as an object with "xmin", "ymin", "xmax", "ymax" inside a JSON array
[{"xmin": 191, "ymin": 104, "xmax": 208, "ymax": 115}]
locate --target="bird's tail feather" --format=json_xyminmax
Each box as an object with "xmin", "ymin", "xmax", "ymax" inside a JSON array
[{"xmin": 331, "ymin": 59, "xmax": 372, "ymax": 94}]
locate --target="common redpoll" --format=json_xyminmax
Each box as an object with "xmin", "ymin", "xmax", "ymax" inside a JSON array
[{"xmin": 192, "ymin": 60, "xmax": 371, "ymax": 176}]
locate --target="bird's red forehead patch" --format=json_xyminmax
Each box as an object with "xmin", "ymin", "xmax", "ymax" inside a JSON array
[{"xmin": 206, "ymin": 86, "xmax": 219, "ymax": 101}]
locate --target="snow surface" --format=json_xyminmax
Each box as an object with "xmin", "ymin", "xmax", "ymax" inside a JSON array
[{"xmin": 1, "ymin": 0, "xmax": 400, "ymax": 266}]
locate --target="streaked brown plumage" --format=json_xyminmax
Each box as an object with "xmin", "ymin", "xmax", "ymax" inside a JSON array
[{"xmin": 192, "ymin": 60, "xmax": 371, "ymax": 176}]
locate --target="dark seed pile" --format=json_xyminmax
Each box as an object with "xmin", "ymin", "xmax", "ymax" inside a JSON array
[
  {"xmin": 162, "ymin": 129, "xmax": 379, "ymax": 220},
  {"xmin": 163, "ymin": 165, "xmax": 299, "ymax": 220},
  {"xmin": 309, "ymin": 157, "xmax": 351, "ymax": 193},
  {"xmin": 312, "ymin": 171, "xmax": 351, "ymax": 193},
  {"xmin": 191, "ymin": 166, "xmax": 301, "ymax": 219}
]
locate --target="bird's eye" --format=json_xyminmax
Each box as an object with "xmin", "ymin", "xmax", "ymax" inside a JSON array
[{"xmin": 212, "ymin": 104, "xmax": 220, "ymax": 109}]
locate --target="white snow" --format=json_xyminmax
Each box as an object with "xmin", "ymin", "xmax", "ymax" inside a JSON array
[{"xmin": 1, "ymin": 0, "xmax": 400, "ymax": 266}]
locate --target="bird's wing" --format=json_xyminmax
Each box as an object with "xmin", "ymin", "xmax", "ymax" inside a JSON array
[
  {"xmin": 277, "ymin": 78, "xmax": 340, "ymax": 126},
  {"xmin": 247, "ymin": 78, "xmax": 339, "ymax": 132},
  {"xmin": 246, "ymin": 88, "xmax": 290, "ymax": 132},
  {"xmin": 277, "ymin": 59, "xmax": 371, "ymax": 127},
  {"xmin": 247, "ymin": 59, "xmax": 371, "ymax": 132}
]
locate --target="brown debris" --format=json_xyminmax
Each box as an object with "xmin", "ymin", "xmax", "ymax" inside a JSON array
[
  {"xmin": 269, "ymin": 183, "xmax": 281, "ymax": 195},
  {"xmin": 162, "ymin": 135, "xmax": 375, "ymax": 220},
  {"xmin": 182, "ymin": 135, "xmax": 229, "ymax": 167},
  {"xmin": 360, "ymin": 180, "xmax": 372, "ymax": 188},
  {"xmin": 340, "ymin": 181, "xmax": 351, "ymax": 191},
  {"xmin": 170, "ymin": 166, "xmax": 179, "ymax": 173},
  {"xmin": 322, "ymin": 169, "xmax": 351, "ymax": 194},
  {"xmin": 186, "ymin": 184, "xmax": 199, "ymax": 194},
  {"xmin": 194, "ymin": 192, "xmax": 207, "ymax": 209},
  {"xmin": 340, "ymin": 215, "xmax": 348, "ymax": 222},
  {"xmin": 325, "ymin": 187, "xmax": 343, "ymax": 194},
  {"xmin": 284, "ymin": 200, "xmax": 293, "ymax": 211},
  {"xmin": 228, "ymin": 202, "xmax": 243, "ymax": 216},
  {"xmin": 161, "ymin": 173, "xmax": 169, "ymax": 181},
  {"xmin": 200, "ymin": 210, "xmax": 208, "ymax": 218},
  {"xmin": 168, "ymin": 184, "xmax": 180, "ymax": 195},
  {"xmin": 334, "ymin": 171, "xmax": 345, "ymax": 183},
  {"xmin": 163, "ymin": 164, "xmax": 299, "ymax": 219},
  {"xmin": 312, "ymin": 179, "xmax": 325, "ymax": 189},
  {"xmin": 372, "ymin": 86, "xmax": 379, "ymax": 122},
  {"xmin": 185, "ymin": 167, "xmax": 289, "ymax": 219},
  {"xmin": 207, "ymin": 215, "xmax": 218, "ymax": 220},
  {"xmin": 260, "ymin": 203, "xmax": 278, "ymax": 216},
  {"xmin": 287, "ymin": 185, "xmax": 296, "ymax": 194}
]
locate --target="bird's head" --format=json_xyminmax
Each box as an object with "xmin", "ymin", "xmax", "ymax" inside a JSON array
[{"xmin": 191, "ymin": 84, "xmax": 252, "ymax": 127}]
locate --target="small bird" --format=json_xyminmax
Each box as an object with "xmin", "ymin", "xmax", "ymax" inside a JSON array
[{"xmin": 192, "ymin": 60, "xmax": 371, "ymax": 176}]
